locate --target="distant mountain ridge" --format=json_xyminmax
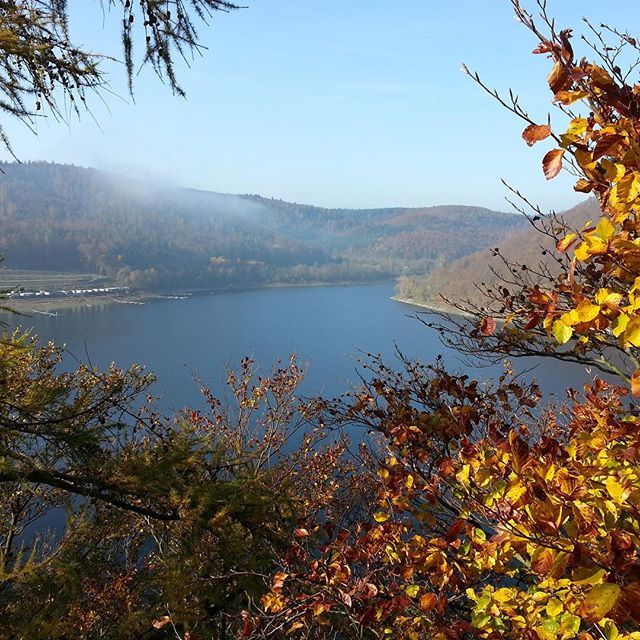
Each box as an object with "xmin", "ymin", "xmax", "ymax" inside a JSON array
[{"xmin": 0, "ymin": 162, "xmax": 527, "ymax": 290}]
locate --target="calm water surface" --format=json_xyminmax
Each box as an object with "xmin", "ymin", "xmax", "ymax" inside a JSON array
[{"xmin": 11, "ymin": 283, "xmax": 591, "ymax": 412}]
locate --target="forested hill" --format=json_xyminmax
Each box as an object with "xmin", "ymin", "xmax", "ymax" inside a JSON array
[
  {"xmin": 396, "ymin": 198, "xmax": 600, "ymax": 308},
  {"xmin": 0, "ymin": 162, "xmax": 526, "ymax": 290}
]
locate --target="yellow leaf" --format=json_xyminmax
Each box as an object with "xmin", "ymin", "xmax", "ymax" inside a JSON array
[
  {"xmin": 566, "ymin": 117, "xmax": 588, "ymax": 137},
  {"xmin": 561, "ymin": 310, "xmax": 580, "ymax": 326},
  {"xmin": 579, "ymin": 583, "xmax": 621, "ymax": 622},
  {"xmin": 406, "ymin": 584, "xmax": 420, "ymax": 598},
  {"xmin": 595, "ymin": 289, "xmax": 622, "ymax": 307},
  {"xmin": 546, "ymin": 597, "xmax": 563, "ymax": 617},
  {"xmin": 493, "ymin": 588, "xmax": 514, "ymax": 603},
  {"xmin": 575, "ymin": 241, "xmax": 590, "ymax": 261},
  {"xmin": 373, "ymin": 512, "xmax": 389, "ymax": 523},
  {"xmin": 602, "ymin": 159, "xmax": 626, "ymax": 182},
  {"xmin": 573, "ymin": 567, "xmax": 607, "ymax": 585},
  {"xmin": 612, "ymin": 314, "xmax": 629, "ymax": 337},
  {"xmin": 287, "ymin": 621, "xmax": 305, "ymax": 635},
  {"xmin": 262, "ymin": 593, "xmax": 286, "ymax": 613},
  {"xmin": 553, "ymin": 320, "xmax": 573, "ymax": 345},
  {"xmin": 554, "ymin": 89, "xmax": 588, "ymax": 104},
  {"xmin": 456, "ymin": 464, "xmax": 470, "ymax": 486},
  {"xmin": 624, "ymin": 318, "xmax": 640, "ymax": 347},
  {"xmin": 575, "ymin": 300, "xmax": 601, "ymax": 323},
  {"xmin": 556, "ymin": 233, "xmax": 577, "ymax": 252},
  {"xmin": 605, "ymin": 476, "xmax": 628, "ymax": 503},
  {"xmin": 596, "ymin": 217, "xmax": 616, "ymax": 241},
  {"xmin": 616, "ymin": 173, "xmax": 640, "ymax": 202},
  {"xmin": 505, "ymin": 480, "xmax": 527, "ymax": 503}
]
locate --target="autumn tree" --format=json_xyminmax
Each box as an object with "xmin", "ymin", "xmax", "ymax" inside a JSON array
[
  {"xmin": 251, "ymin": 3, "xmax": 640, "ymax": 639},
  {"xmin": 420, "ymin": 1, "xmax": 640, "ymax": 389},
  {"xmin": 0, "ymin": 344, "xmax": 366, "ymax": 638},
  {"xmin": 0, "ymin": 0, "xmax": 239, "ymax": 155}
]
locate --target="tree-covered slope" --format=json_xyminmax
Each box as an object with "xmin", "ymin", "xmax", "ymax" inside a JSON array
[
  {"xmin": 0, "ymin": 162, "xmax": 527, "ymax": 290},
  {"xmin": 396, "ymin": 199, "xmax": 600, "ymax": 308}
]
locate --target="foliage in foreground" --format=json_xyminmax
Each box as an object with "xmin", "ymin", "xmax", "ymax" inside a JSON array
[
  {"xmin": 6, "ymin": 1, "xmax": 640, "ymax": 639},
  {"xmin": 0, "ymin": 335, "xmax": 370, "ymax": 638},
  {"xmin": 250, "ymin": 3, "xmax": 640, "ymax": 640}
]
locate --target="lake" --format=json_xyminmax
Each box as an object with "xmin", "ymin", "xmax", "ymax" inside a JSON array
[{"xmin": 9, "ymin": 282, "xmax": 592, "ymax": 413}]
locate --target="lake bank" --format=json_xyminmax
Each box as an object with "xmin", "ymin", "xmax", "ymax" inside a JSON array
[
  {"xmin": 4, "ymin": 279, "xmax": 393, "ymax": 313},
  {"xmin": 391, "ymin": 295, "xmax": 471, "ymax": 318}
]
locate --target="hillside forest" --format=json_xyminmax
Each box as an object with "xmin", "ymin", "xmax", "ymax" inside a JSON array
[{"xmin": 0, "ymin": 162, "xmax": 525, "ymax": 291}]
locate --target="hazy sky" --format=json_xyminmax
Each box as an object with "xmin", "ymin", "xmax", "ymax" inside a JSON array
[{"xmin": 2, "ymin": 1, "xmax": 633, "ymax": 211}]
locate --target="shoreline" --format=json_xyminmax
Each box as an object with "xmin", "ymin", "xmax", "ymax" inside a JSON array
[
  {"xmin": 2, "ymin": 279, "xmax": 393, "ymax": 314},
  {"xmin": 391, "ymin": 295, "xmax": 472, "ymax": 318}
]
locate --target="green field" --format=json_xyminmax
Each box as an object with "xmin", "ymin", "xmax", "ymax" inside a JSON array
[{"xmin": 0, "ymin": 270, "xmax": 114, "ymax": 293}]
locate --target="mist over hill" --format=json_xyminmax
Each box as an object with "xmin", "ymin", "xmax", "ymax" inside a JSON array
[
  {"xmin": 396, "ymin": 199, "xmax": 600, "ymax": 308},
  {"xmin": 0, "ymin": 162, "xmax": 527, "ymax": 291}
]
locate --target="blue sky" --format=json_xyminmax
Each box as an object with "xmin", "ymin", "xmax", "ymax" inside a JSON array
[{"xmin": 2, "ymin": 1, "xmax": 633, "ymax": 211}]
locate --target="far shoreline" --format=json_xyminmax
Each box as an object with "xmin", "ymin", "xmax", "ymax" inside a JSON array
[{"xmin": 2, "ymin": 279, "xmax": 394, "ymax": 314}]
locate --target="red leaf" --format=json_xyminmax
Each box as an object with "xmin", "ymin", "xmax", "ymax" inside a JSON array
[
  {"xmin": 480, "ymin": 316, "xmax": 497, "ymax": 336},
  {"xmin": 542, "ymin": 149, "xmax": 565, "ymax": 180},
  {"xmin": 446, "ymin": 519, "xmax": 466, "ymax": 542},
  {"xmin": 522, "ymin": 124, "xmax": 552, "ymax": 146},
  {"xmin": 523, "ymin": 313, "xmax": 541, "ymax": 331}
]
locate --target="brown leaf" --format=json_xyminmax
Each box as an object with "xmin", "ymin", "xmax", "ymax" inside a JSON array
[
  {"xmin": 548, "ymin": 61, "xmax": 571, "ymax": 93},
  {"xmin": 592, "ymin": 133, "xmax": 624, "ymax": 161},
  {"xmin": 522, "ymin": 124, "xmax": 552, "ymax": 146},
  {"xmin": 579, "ymin": 583, "xmax": 621, "ymax": 622},
  {"xmin": 480, "ymin": 316, "xmax": 497, "ymax": 336},
  {"xmin": 532, "ymin": 42, "xmax": 553, "ymax": 55},
  {"xmin": 574, "ymin": 179, "xmax": 593, "ymax": 193},
  {"xmin": 340, "ymin": 591, "xmax": 353, "ymax": 608},
  {"xmin": 542, "ymin": 149, "xmax": 565, "ymax": 180},
  {"xmin": 559, "ymin": 29, "xmax": 574, "ymax": 63}
]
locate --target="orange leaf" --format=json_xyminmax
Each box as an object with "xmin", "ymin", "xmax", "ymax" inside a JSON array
[
  {"xmin": 152, "ymin": 616, "xmax": 172, "ymax": 630},
  {"xmin": 554, "ymin": 89, "xmax": 588, "ymax": 104},
  {"xmin": 632, "ymin": 369, "xmax": 640, "ymax": 397},
  {"xmin": 419, "ymin": 593, "xmax": 438, "ymax": 611},
  {"xmin": 531, "ymin": 546, "xmax": 556, "ymax": 575},
  {"xmin": 522, "ymin": 124, "xmax": 552, "ymax": 146},
  {"xmin": 542, "ymin": 149, "xmax": 565, "ymax": 180}
]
